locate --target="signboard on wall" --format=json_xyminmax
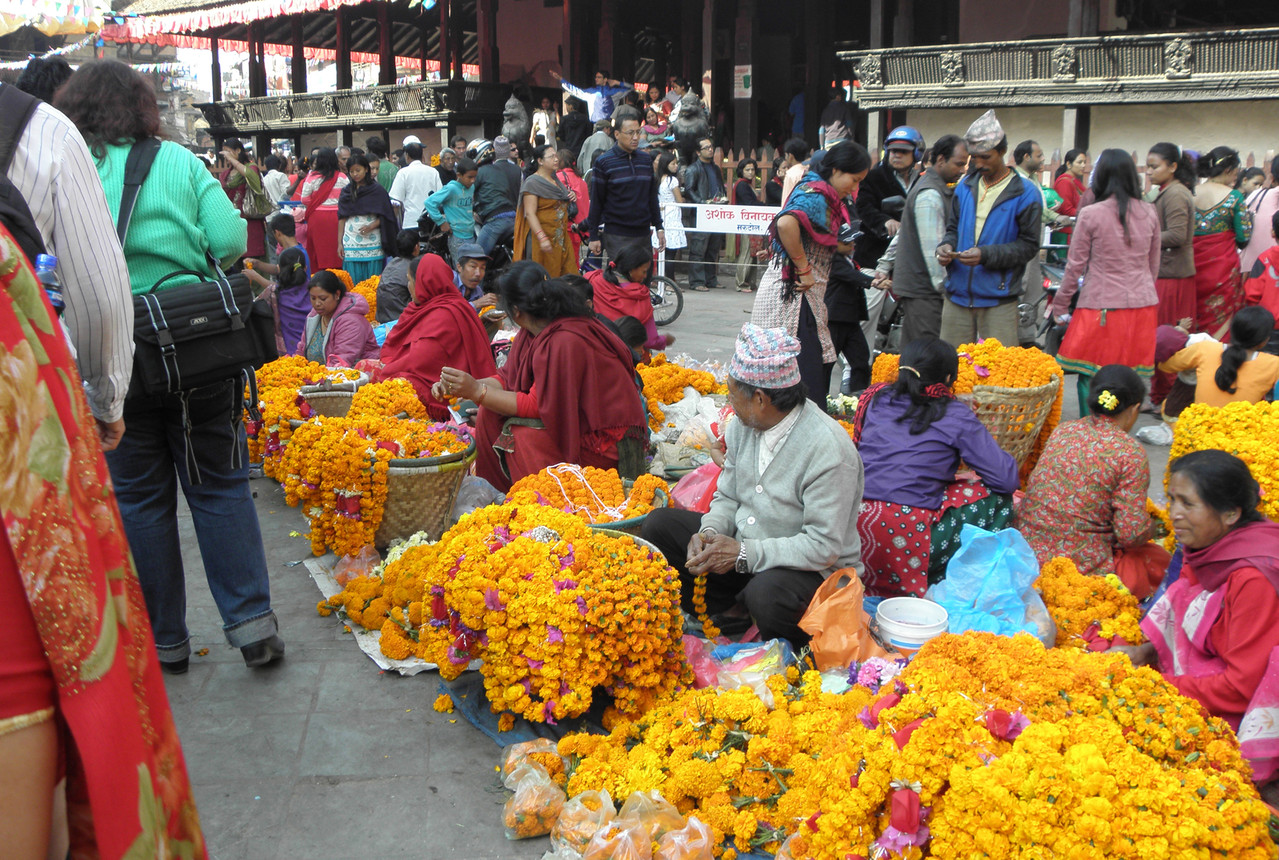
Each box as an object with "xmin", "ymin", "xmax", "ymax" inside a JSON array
[{"xmin": 733, "ymin": 64, "xmax": 752, "ymax": 99}]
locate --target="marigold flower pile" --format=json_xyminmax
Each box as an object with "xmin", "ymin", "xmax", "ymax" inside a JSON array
[
  {"xmin": 244, "ymin": 356, "xmax": 361, "ymax": 468},
  {"xmin": 555, "ymin": 631, "xmax": 1274, "ymax": 859},
  {"xmin": 507, "ymin": 465, "xmax": 670, "ymax": 524},
  {"xmin": 637, "ymin": 353, "xmax": 727, "ymax": 432},
  {"xmin": 352, "ymin": 273, "xmax": 379, "ymax": 324},
  {"xmin": 870, "ymin": 339, "xmax": 1064, "ymax": 476},
  {"xmin": 280, "ymin": 404, "xmax": 468, "ymax": 556},
  {"xmin": 320, "ymin": 502, "xmax": 692, "ymax": 723},
  {"xmin": 1169, "ymin": 401, "xmax": 1279, "ymax": 523},
  {"xmin": 1035, "ymin": 556, "xmax": 1145, "ymax": 650}
]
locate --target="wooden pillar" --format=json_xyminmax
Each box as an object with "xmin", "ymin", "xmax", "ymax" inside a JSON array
[
  {"xmin": 477, "ymin": 0, "xmax": 497, "ymax": 83},
  {"xmin": 378, "ymin": 4, "xmax": 396, "ymax": 85},
  {"xmin": 1064, "ymin": 0, "xmax": 1099, "ymax": 154},
  {"xmin": 291, "ymin": 18, "xmax": 307, "ymax": 93},
  {"xmin": 247, "ymin": 22, "xmax": 265, "ymax": 98},
  {"xmin": 892, "ymin": 0, "xmax": 914, "ymax": 46},
  {"xmin": 560, "ymin": 0, "xmax": 577, "ymax": 78},
  {"xmin": 335, "ymin": 7, "xmax": 353, "ymax": 91},
  {"xmin": 438, "ymin": 0, "xmax": 451, "ymax": 80},
  {"xmin": 680, "ymin": 0, "xmax": 700, "ymax": 82},
  {"xmin": 419, "ymin": 18, "xmax": 430, "ymax": 81},
  {"xmin": 450, "ymin": 4, "xmax": 463, "ymax": 80},
  {"xmin": 210, "ymin": 34, "xmax": 222, "ymax": 102},
  {"xmin": 701, "ymin": 0, "xmax": 712, "ymax": 103},
  {"xmin": 803, "ymin": 0, "xmax": 832, "ymax": 146},
  {"xmin": 733, "ymin": 0, "xmax": 756, "ymax": 154},
  {"xmin": 598, "ymin": 0, "xmax": 616, "ymax": 80}
]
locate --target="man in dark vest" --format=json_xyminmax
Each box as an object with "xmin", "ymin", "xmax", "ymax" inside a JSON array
[{"xmin": 870, "ymin": 134, "xmax": 970, "ymax": 344}]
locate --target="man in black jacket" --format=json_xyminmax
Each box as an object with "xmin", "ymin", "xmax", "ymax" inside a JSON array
[
  {"xmin": 558, "ymin": 98, "xmax": 591, "ymax": 158},
  {"xmin": 684, "ymin": 135, "xmax": 727, "ymax": 290}
]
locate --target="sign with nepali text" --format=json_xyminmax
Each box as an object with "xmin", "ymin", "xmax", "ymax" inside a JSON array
[{"xmin": 688, "ymin": 203, "xmax": 779, "ymax": 236}]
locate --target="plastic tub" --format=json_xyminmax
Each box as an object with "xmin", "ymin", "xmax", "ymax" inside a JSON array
[{"xmin": 875, "ymin": 597, "xmax": 949, "ymax": 655}]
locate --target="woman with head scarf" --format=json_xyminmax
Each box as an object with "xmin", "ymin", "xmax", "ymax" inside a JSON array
[
  {"xmin": 336, "ymin": 153, "xmax": 399, "ymax": 283},
  {"xmin": 375, "ymin": 255, "xmax": 497, "ymax": 420}
]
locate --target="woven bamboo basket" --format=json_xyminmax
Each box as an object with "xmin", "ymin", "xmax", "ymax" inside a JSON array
[
  {"xmin": 373, "ymin": 440, "xmax": 477, "ymax": 548},
  {"xmin": 967, "ymin": 377, "xmax": 1061, "ymax": 469},
  {"xmin": 587, "ymin": 485, "xmax": 671, "ymax": 537},
  {"xmin": 298, "ymin": 371, "xmax": 369, "ymax": 418}
]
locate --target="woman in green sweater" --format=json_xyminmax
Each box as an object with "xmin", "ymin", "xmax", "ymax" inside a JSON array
[{"xmin": 56, "ymin": 60, "xmax": 284, "ymax": 674}]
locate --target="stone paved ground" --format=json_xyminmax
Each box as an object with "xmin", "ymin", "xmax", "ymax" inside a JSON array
[{"xmin": 165, "ymin": 283, "xmax": 1170, "ymax": 858}]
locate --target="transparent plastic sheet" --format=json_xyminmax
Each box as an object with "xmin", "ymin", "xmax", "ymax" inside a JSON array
[
  {"xmin": 712, "ymin": 639, "xmax": 797, "ymax": 708},
  {"xmin": 503, "ymin": 762, "xmax": 566, "ymax": 839},
  {"xmin": 654, "ymin": 815, "xmax": 715, "ymax": 860},
  {"xmin": 551, "ymin": 789, "xmax": 616, "ymax": 857},
  {"xmin": 618, "ymin": 790, "xmax": 685, "ymax": 840},
  {"xmin": 582, "ymin": 818, "xmax": 653, "ymax": 860}
]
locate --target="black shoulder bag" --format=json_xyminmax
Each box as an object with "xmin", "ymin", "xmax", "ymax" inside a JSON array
[{"xmin": 117, "ymin": 138, "xmax": 277, "ymax": 400}]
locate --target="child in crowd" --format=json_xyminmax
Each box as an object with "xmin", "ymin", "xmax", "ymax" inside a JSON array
[
  {"xmin": 377, "ymin": 229, "xmax": 419, "ymax": 323},
  {"xmin": 423, "ymin": 156, "xmax": 479, "ymax": 265},
  {"xmin": 254, "ymin": 246, "xmax": 311, "ymax": 356}
]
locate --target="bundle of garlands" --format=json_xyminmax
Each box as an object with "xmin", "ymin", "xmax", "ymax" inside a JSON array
[
  {"xmin": 507, "ymin": 465, "xmax": 670, "ymax": 524},
  {"xmin": 245, "ymin": 356, "xmax": 362, "ymax": 469},
  {"xmin": 1035, "ymin": 556, "xmax": 1145, "ymax": 651},
  {"xmin": 352, "ymin": 273, "xmax": 378, "ymax": 324},
  {"xmin": 319, "ymin": 502, "xmax": 692, "ymax": 727},
  {"xmin": 871, "ymin": 339, "xmax": 1064, "ymax": 477},
  {"xmin": 556, "ymin": 631, "xmax": 1274, "ymax": 859},
  {"xmin": 637, "ymin": 353, "xmax": 727, "ymax": 432},
  {"xmin": 1170, "ymin": 401, "xmax": 1279, "ymax": 523},
  {"xmin": 280, "ymin": 379, "xmax": 465, "ymax": 556}
]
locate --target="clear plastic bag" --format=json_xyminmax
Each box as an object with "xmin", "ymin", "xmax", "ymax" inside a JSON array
[
  {"xmin": 500, "ymin": 738, "xmax": 561, "ymax": 787},
  {"xmin": 582, "ymin": 819, "xmax": 653, "ymax": 860},
  {"xmin": 618, "ymin": 790, "xmax": 685, "ymax": 840},
  {"xmin": 713, "ymin": 639, "xmax": 797, "ymax": 708},
  {"xmin": 552, "ymin": 789, "xmax": 616, "ymax": 856},
  {"xmin": 503, "ymin": 762, "xmax": 566, "ymax": 840},
  {"xmin": 654, "ymin": 815, "xmax": 714, "ymax": 860},
  {"xmin": 451, "ymin": 475, "xmax": 506, "ymax": 524},
  {"xmin": 333, "ymin": 545, "xmax": 381, "ymax": 586}
]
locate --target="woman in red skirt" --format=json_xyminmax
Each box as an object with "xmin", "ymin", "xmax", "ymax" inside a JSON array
[
  {"xmin": 1053, "ymin": 149, "xmax": 1161, "ymax": 415},
  {"xmin": 1146, "ymin": 143, "xmax": 1197, "ymax": 405},
  {"xmin": 1191, "ymin": 147, "xmax": 1253, "ymax": 339}
]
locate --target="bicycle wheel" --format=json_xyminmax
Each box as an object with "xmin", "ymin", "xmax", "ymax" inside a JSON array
[{"xmin": 650, "ymin": 276, "xmax": 683, "ymax": 326}]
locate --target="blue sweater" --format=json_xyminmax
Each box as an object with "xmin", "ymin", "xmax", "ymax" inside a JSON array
[
  {"xmin": 942, "ymin": 170, "xmax": 1042, "ymax": 307},
  {"xmin": 586, "ymin": 145, "xmax": 662, "ymax": 240},
  {"xmin": 423, "ymin": 180, "xmax": 476, "ymax": 239}
]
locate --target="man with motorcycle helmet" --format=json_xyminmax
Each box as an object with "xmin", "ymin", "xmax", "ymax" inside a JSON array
[{"xmin": 469, "ymin": 138, "xmax": 519, "ymax": 254}]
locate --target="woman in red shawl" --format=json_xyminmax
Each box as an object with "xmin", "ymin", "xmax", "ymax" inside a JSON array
[
  {"xmin": 436, "ymin": 262, "xmax": 648, "ymax": 492},
  {"xmin": 375, "ymin": 255, "xmax": 497, "ymax": 421},
  {"xmin": 0, "ymin": 225, "xmax": 205, "ymax": 857},
  {"xmin": 586, "ymin": 243, "xmax": 673, "ymax": 353}
]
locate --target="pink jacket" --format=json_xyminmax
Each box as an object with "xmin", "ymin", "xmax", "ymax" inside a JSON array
[
  {"xmin": 1052, "ymin": 196, "xmax": 1161, "ymax": 315},
  {"xmin": 296, "ymin": 293, "xmax": 381, "ymax": 366}
]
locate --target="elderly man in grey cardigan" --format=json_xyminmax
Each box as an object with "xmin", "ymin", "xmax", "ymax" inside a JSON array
[{"xmin": 642, "ymin": 323, "xmax": 864, "ymax": 645}]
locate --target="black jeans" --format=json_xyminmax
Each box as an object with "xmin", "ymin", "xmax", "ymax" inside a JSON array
[
  {"xmin": 795, "ymin": 297, "xmax": 833, "ymax": 406},
  {"xmin": 641, "ymin": 508, "xmax": 826, "ymax": 646},
  {"xmin": 829, "ymin": 320, "xmax": 870, "ymax": 393},
  {"xmin": 686, "ymin": 232, "xmax": 723, "ymax": 288}
]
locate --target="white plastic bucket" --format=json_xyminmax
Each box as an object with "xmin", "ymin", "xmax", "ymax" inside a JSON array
[{"xmin": 875, "ymin": 597, "xmax": 949, "ymax": 655}]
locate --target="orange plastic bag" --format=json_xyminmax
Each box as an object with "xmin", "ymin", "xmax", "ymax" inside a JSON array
[
  {"xmin": 798, "ymin": 568, "xmax": 897, "ymax": 670},
  {"xmin": 582, "ymin": 819, "xmax": 653, "ymax": 860}
]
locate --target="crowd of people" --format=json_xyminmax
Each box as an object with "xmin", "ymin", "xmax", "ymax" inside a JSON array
[{"xmin": 5, "ymin": 50, "xmax": 1279, "ymax": 856}]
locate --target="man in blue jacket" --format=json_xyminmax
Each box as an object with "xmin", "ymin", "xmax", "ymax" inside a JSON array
[
  {"xmin": 936, "ymin": 110, "xmax": 1042, "ymax": 345},
  {"xmin": 586, "ymin": 106, "xmax": 665, "ymax": 263}
]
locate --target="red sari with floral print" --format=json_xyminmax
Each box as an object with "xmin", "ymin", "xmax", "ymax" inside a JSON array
[{"xmin": 0, "ymin": 227, "xmax": 205, "ymax": 859}]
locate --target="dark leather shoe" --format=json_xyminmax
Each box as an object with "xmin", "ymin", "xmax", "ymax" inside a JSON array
[
  {"xmin": 160, "ymin": 657, "xmax": 189, "ymax": 675},
  {"xmin": 241, "ymin": 635, "xmax": 286, "ymax": 668}
]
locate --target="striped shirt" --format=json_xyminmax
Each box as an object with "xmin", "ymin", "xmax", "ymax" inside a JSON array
[{"xmin": 6, "ymin": 89, "xmax": 133, "ymax": 423}]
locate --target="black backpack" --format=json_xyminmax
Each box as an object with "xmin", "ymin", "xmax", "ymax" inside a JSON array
[{"xmin": 0, "ymin": 85, "xmax": 48, "ymax": 266}]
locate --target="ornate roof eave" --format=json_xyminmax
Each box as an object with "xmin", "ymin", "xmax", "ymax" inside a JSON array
[{"xmin": 838, "ymin": 27, "xmax": 1279, "ymax": 110}]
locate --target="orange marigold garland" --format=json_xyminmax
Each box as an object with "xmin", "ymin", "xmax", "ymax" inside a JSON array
[
  {"xmin": 245, "ymin": 356, "xmax": 361, "ymax": 469},
  {"xmin": 508, "ymin": 465, "xmax": 670, "ymax": 524},
  {"xmin": 1035, "ymin": 556, "xmax": 1146, "ymax": 650},
  {"xmin": 1169, "ymin": 401, "xmax": 1279, "ymax": 523},
  {"xmin": 352, "ymin": 273, "xmax": 379, "ymax": 324},
  {"xmin": 636, "ymin": 353, "xmax": 727, "ymax": 432},
  {"xmin": 349, "ymin": 378, "xmax": 428, "ymax": 420}
]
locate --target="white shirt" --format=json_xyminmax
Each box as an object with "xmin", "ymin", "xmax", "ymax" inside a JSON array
[
  {"xmin": 262, "ymin": 168, "xmax": 290, "ymax": 204},
  {"xmin": 6, "ymin": 89, "xmax": 134, "ymax": 423},
  {"xmin": 758, "ymin": 404, "xmax": 803, "ymax": 475},
  {"xmin": 388, "ymin": 160, "xmax": 441, "ymax": 226}
]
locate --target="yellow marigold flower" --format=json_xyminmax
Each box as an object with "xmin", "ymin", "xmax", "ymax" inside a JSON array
[{"xmin": 433, "ymin": 693, "xmax": 455, "ymax": 713}]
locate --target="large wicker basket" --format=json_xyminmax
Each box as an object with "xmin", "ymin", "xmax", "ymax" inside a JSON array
[
  {"xmin": 373, "ymin": 441, "xmax": 477, "ymax": 548},
  {"xmin": 967, "ymin": 377, "xmax": 1061, "ymax": 469},
  {"xmin": 586, "ymin": 485, "xmax": 671, "ymax": 537},
  {"xmin": 298, "ymin": 371, "xmax": 369, "ymax": 418}
]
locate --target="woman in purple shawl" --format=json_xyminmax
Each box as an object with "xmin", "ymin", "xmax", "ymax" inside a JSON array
[
  {"xmin": 751, "ymin": 142, "xmax": 870, "ymax": 401},
  {"xmin": 337, "ymin": 153, "xmax": 399, "ymax": 283}
]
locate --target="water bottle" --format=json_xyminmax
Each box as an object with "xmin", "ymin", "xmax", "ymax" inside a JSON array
[{"xmin": 34, "ymin": 254, "xmax": 65, "ymax": 316}]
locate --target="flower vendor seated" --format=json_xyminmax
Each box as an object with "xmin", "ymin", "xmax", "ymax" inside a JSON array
[
  {"xmin": 850, "ymin": 336, "xmax": 1019, "ymax": 598},
  {"xmin": 374, "ymin": 254, "xmax": 497, "ymax": 421},
  {"xmin": 452, "ymin": 242, "xmax": 499, "ymax": 311},
  {"xmin": 1016, "ymin": 364, "xmax": 1171, "ymax": 599},
  {"xmin": 1158, "ymin": 306, "xmax": 1279, "ymax": 409},
  {"xmin": 641, "ymin": 323, "xmax": 865, "ymax": 646},
  {"xmin": 1116, "ymin": 450, "xmax": 1279, "ymax": 795},
  {"xmin": 296, "ymin": 270, "xmax": 381, "ymax": 367},
  {"xmin": 434, "ymin": 261, "xmax": 648, "ymax": 492},
  {"xmin": 586, "ymin": 243, "xmax": 675, "ymax": 353}
]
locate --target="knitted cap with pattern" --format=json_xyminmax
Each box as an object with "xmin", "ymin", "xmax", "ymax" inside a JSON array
[{"xmin": 728, "ymin": 323, "xmax": 802, "ymax": 388}]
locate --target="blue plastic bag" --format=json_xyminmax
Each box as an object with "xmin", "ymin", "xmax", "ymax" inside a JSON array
[
  {"xmin": 926, "ymin": 524, "xmax": 1056, "ymax": 646},
  {"xmin": 372, "ymin": 318, "xmax": 398, "ymax": 346}
]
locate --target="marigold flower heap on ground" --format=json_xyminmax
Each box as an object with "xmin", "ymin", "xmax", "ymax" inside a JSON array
[
  {"xmin": 322, "ymin": 502, "xmax": 692, "ymax": 723},
  {"xmin": 245, "ymin": 356, "xmax": 361, "ymax": 470},
  {"xmin": 1036, "ymin": 556, "xmax": 1145, "ymax": 650},
  {"xmin": 637, "ymin": 353, "xmax": 727, "ymax": 432},
  {"xmin": 508, "ymin": 465, "xmax": 670, "ymax": 524},
  {"xmin": 870, "ymin": 338, "xmax": 1063, "ymax": 476},
  {"xmin": 557, "ymin": 631, "xmax": 1274, "ymax": 859},
  {"xmin": 1170, "ymin": 401, "xmax": 1279, "ymax": 523}
]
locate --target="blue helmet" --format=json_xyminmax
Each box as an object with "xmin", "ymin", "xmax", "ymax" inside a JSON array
[{"xmin": 885, "ymin": 126, "xmax": 925, "ymax": 161}]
